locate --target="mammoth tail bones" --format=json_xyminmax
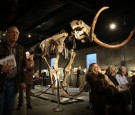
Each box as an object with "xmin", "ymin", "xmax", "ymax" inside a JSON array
[{"xmin": 30, "ymin": 6, "xmax": 135, "ymax": 91}]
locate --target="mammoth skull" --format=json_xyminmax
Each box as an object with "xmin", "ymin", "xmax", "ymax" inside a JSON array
[{"xmin": 70, "ymin": 20, "xmax": 91, "ymax": 43}]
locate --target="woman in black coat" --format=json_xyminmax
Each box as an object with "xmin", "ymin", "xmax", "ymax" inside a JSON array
[{"xmin": 86, "ymin": 63, "xmax": 118, "ymax": 115}]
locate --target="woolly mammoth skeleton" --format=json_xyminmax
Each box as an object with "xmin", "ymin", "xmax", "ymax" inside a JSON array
[{"xmin": 32, "ymin": 6, "xmax": 135, "ymax": 96}]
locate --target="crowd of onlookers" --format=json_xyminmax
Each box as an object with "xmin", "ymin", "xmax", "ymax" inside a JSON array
[{"xmin": 86, "ymin": 63, "xmax": 133, "ymax": 115}]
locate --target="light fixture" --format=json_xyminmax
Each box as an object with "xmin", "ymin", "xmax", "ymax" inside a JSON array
[
  {"xmin": 109, "ymin": 23, "xmax": 116, "ymax": 30},
  {"xmin": 28, "ymin": 34, "xmax": 31, "ymax": 38}
]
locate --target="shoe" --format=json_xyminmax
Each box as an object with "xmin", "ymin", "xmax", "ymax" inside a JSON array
[
  {"xmin": 27, "ymin": 105, "xmax": 32, "ymax": 109},
  {"xmin": 17, "ymin": 105, "xmax": 22, "ymax": 110}
]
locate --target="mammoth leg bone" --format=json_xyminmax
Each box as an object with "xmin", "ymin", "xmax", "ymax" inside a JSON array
[
  {"xmin": 42, "ymin": 56, "xmax": 57, "ymax": 93},
  {"xmin": 63, "ymin": 49, "xmax": 76, "ymax": 87},
  {"xmin": 53, "ymin": 54, "xmax": 60, "ymax": 73}
]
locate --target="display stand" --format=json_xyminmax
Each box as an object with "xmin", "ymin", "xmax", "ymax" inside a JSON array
[{"xmin": 53, "ymin": 78, "xmax": 64, "ymax": 112}]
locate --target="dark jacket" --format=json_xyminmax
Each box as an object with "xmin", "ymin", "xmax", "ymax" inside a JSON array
[
  {"xmin": 105, "ymin": 73, "xmax": 119, "ymax": 86},
  {"xmin": 0, "ymin": 41, "xmax": 26, "ymax": 93},
  {"xmin": 86, "ymin": 72, "xmax": 118, "ymax": 107},
  {"xmin": 24, "ymin": 58, "xmax": 34, "ymax": 85},
  {"xmin": 77, "ymin": 69, "xmax": 80, "ymax": 76}
]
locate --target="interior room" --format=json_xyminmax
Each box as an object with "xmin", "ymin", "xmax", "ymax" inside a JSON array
[{"xmin": 0, "ymin": 0, "xmax": 135, "ymax": 115}]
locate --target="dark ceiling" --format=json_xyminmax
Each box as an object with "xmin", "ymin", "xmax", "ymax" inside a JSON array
[{"xmin": 0, "ymin": 0, "xmax": 135, "ymax": 50}]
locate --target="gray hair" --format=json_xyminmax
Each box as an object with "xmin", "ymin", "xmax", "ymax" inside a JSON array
[{"xmin": 118, "ymin": 66, "xmax": 127, "ymax": 74}]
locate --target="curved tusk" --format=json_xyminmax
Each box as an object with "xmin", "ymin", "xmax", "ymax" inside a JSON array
[
  {"xmin": 90, "ymin": 6, "xmax": 135, "ymax": 48},
  {"xmin": 90, "ymin": 6, "xmax": 109, "ymax": 40},
  {"xmin": 93, "ymin": 28, "xmax": 135, "ymax": 49}
]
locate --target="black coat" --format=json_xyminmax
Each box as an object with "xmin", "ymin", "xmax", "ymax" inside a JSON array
[{"xmin": 0, "ymin": 41, "xmax": 26, "ymax": 93}]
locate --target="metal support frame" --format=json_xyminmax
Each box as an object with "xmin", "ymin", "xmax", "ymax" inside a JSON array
[{"xmin": 53, "ymin": 78, "xmax": 64, "ymax": 112}]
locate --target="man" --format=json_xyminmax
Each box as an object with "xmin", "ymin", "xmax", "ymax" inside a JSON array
[
  {"xmin": 76, "ymin": 66, "xmax": 81, "ymax": 88},
  {"xmin": 115, "ymin": 66, "xmax": 132, "ymax": 114},
  {"xmin": 17, "ymin": 51, "xmax": 34, "ymax": 110},
  {"xmin": 115, "ymin": 66, "xmax": 129, "ymax": 87},
  {"xmin": 0, "ymin": 26, "xmax": 26, "ymax": 115}
]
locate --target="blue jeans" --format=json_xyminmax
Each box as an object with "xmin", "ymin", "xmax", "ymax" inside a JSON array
[{"xmin": 0, "ymin": 80, "xmax": 16, "ymax": 115}]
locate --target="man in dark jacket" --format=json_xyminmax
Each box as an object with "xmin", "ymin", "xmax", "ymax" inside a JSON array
[
  {"xmin": 0, "ymin": 26, "xmax": 26, "ymax": 115},
  {"xmin": 76, "ymin": 66, "xmax": 81, "ymax": 87}
]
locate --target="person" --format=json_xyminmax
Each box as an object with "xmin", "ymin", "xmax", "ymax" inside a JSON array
[
  {"xmin": 132, "ymin": 75, "xmax": 135, "ymax": 114},
  {"xmin": 105, "ymin": 65, "xmax": 132, "ymax": 114},
  {"xmin": 41, "ymin": 71, "xmax": 47, "ymax": 86},
  {"xmin": 85, "ymin": 63, "xmax": 120, "ymax": 115},
  {"xmin": 17, "ymin": 51, "xmax": 34, "ymax": 110},
  {"xmin": 105, "ymin": 65, "xmax": 119, "ymax": 86},
  {"xmin": 115, "ymin": 66, "xmax": 129, "ymax": 87},
  {"xmin": 42, "ymin": 71, "xmax": 46, "ymax": 79},
  {"xmin": 79, "ymin": 68, "xmax": 86, "ymax": 91},
  {"xmin": 115, "ymin": 66, "xmax": 132, "ymax": 114},
  {"xmin": 0, "ymin": 26, "xmax": 26, "ymax": 115},
  {"xmin": 76, "ymin": 66, "xmax": 81, "ymax": 87}
]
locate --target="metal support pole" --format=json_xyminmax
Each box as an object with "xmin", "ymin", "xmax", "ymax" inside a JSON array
[
  {"xmin": 121, "ymin": 46, "xmax": 126, "ymax": 66},
  {"xmin": 53, "ymin": 78, "xmax": 64, "ymax": 112},
  {"xmin": 86, "ymin": 83, "xmax": 92, "ymax": 109},
  {"xmin": 88, "ymin": 84, "xmax": 92, "ymax": 109},
  {"xmin": 39, "ymin": 56, "xmax": 43, "ymax": 91}
]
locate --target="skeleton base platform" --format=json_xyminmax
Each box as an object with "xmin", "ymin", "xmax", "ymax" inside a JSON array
[{"xmin": 31, "ymin": 85, "xmax": 85, "ymax": 105}]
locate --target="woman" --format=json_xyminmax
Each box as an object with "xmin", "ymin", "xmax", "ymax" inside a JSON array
[
  {"xmin": 86, "ymin": 63, "xmax": 118, "ymax": 115},
  {"xmin": 105, "ymin": 65, "xmax": 119, "ymax": 86}
]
